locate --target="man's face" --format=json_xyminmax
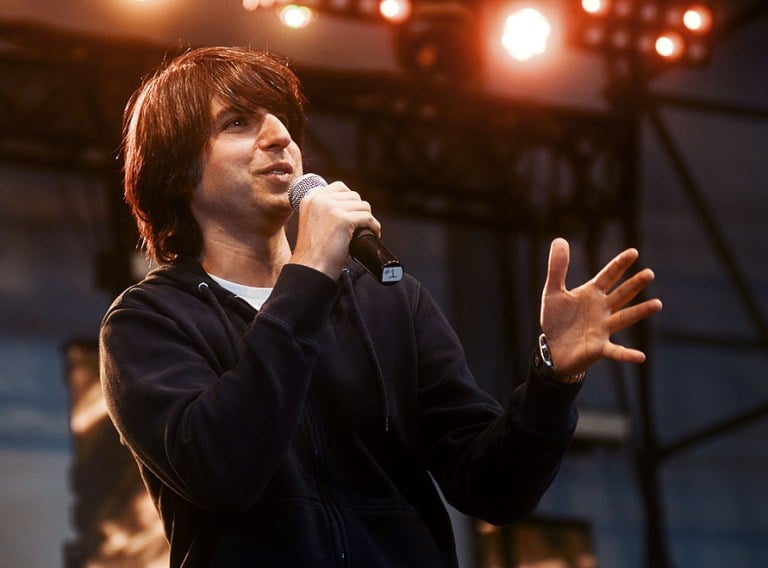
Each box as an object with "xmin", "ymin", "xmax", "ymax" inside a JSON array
[{"xmin": 191, "ymin": 97, "xmax": 304, "ymax": 237}]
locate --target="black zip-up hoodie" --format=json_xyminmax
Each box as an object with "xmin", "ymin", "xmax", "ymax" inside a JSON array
[{"xmin": 100, "ymin": 256, "xmax": 581, "ymax": 567}]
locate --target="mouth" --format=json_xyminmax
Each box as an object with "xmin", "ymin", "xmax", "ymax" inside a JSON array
[{"xmin": 259, "ymin": 162, "xmax": 294, "ymax": 178}]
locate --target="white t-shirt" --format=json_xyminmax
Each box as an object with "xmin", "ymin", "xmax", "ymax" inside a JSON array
[{"xmin": 209, "ymin": 274, "xmax": 273, "ymax": 311}]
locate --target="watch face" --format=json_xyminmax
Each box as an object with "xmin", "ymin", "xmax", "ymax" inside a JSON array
[
  {"xmin": 538, "ymin": 333, "xmax": 554, "ymax": 368},
  {"xmin": 536, "ymin": 333, "xmax": 587, "ymax": 383}
]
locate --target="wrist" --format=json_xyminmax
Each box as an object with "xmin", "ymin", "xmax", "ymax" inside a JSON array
[
  {"xmin": 288, "ymin": 251, "xmax": 344, "ymax": 281},
  {"xmin": 534, "ymin": 333, "xmax": 586, "ymax": 384}
]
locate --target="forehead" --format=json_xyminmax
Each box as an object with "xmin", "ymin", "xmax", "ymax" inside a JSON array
[{"xmin": 209, "ymin": 97, "xmax": 233, "ymax": 118}]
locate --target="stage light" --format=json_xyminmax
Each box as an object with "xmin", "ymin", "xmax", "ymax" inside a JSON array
[
  {"xmin": 397, "ymin": 26, "xmax": 472, "ymax": 75},
  {"xmin": 393, "ymin": 3, "xmax": 478, "ymax": 78},
  {"xmin": 581, "ymin": 0, "xmax": 610, "ymax": 16},
  {"xmin": 637, "ymin": 31, "xmax": 655, "ymax": 53},
  {"xmin": 655, "ymin": 31, "xmax": 684, "ymax": 60},
  {"xmin": 353, "ymin": 0, "xmax": 373, "ymax": 15},
  {"xmin": 638, "ymin": 2, "xmax": 659, "ymax": 22},
  {"xmin": 278, "ymin": 4, "xmax": 315, "ymax": 28},
  {"xmin": 582, "ymin": 24, "xmax": 605, "ymax": 46},
  {"xmin": 682, "ymin": 4, "xmax": 713, "ymax": 34},
  {"xmin": 569, "ymin": 0, "xmax": 715, "ymax": 67},
  {"xmin": 379, "ymin": 0, "xmax": 412, "ymax": 24},
  {"xmin": 243, "ymin": 0, "xmax": 278, "ymax": 10},
  {"xmin": 686, "ymin": 40, "xmax": 709, "ymax": 63},
  {"xmin": 501, "ymin": 8, "xmax": 552, "ymax": 62},
  {"xmin": 614, "ymin": 0, "xmax": 632, "ymax": 18},
  {"xmin": 610, "ymin": 28, "xmax": 631, "ymax": 49}
]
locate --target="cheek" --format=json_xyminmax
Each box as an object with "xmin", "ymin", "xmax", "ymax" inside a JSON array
[
  {"xmin": 192, "ymin": 161, "xmax": 220, "ymax": 207},
  {"xmin": 192, "ymin": 151, "xmax": 237, "ymax": 210},
  {"xmin": 289, "ymin": 144, "xmax": 303, "ymax": 175},
  {"xmin": 199, "ymin": 144, "xmax": 248, "ymax": 185}
]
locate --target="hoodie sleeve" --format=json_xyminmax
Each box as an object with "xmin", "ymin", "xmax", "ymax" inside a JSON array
[
  {"xmin": 100, "ymin": 263, "xmax": 339, "ymax": 516},
  {"xmin": 413, "ymin": 283, "xmax": 581, "ymax": 525}
]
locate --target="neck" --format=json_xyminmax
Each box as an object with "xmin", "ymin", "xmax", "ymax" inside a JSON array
[{"xmin": 198, "ymin": 230, "xmax": 292, "ymax": 287}]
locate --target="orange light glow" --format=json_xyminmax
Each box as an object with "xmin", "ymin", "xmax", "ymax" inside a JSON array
[
  {"xmin": 242, "ymin": 0, "xmax": 277, "ymax": 8},
  {"xmin": 639, "ymin": 2, "xmax": 659, "ymax": 22},
  {"xmin": 683, "ymin": 4, "xmax": 713, "ymax": 34},
  {"xmin": 379, "ymin": 0, "xmax": 412, "ymax": 24},
  {"xmin": 278, "ymin": 4, "xmax": 315, "ymax": 28},
  {"xmin": 582, "ymin": 0, "xmax": 610, "ymax": 16},
  {"xmin": 655, "ymin": 32, "xmax": 684, "ymax": 60},
  {"xmin": 501, "ymin": 8, "xmax": 552, "ymax": 62},
  {"xmin": 614, "ymin": 0, "xmax": 633, "ymax": 18}
]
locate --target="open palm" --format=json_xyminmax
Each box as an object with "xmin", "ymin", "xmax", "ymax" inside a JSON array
[{"xmin": 540, "ymin": 238, "xmax": 663, "ymax": 377}]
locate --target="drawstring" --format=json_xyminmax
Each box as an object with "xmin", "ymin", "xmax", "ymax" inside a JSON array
[
  {"xmin": 198, "ymin": 282, "xmax": 241, "ymax": 359},
  {"xmin": 342, "ymin": 269, "xmax": 392, "ymax": 433}
]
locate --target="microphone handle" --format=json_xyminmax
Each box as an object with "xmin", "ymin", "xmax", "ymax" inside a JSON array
[
  {"xmin": 288, "ymin": 173, "xmax": 403, "ymax": 285},
  {"xmin": 350, "ymin": 228, "xmax": 403, "ymax": 285}
]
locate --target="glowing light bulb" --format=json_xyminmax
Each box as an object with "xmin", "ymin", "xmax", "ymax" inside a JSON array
[
  {"xmin": 582, "ymin": 0, "xmax": 609, "ymax": 15},
  {"xmin": 655, "ymin": 32, "xmax": 684, "ymax": 60},
  {"xmin": 278, "ymin": 4, "xmax": 314, "ymax": 28},
  {"xmin": 243, "ymin": 0, "xmax": 277, "ymax": 8},
  {"xmin": 379, "ymin": 0, "xmax": 411, "ymax": 24},
  {"xmin": 501, "ymin": 8, "xmax": 552, "ymax": 62},
  {"xmin": 683, "ymin": 5, "xmax": 713, "ymax": 34}
]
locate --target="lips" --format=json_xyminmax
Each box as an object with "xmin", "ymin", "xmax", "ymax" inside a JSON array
[{"xmin": 260, "ymin": 162, "xmax": 293, "ymax": 176}]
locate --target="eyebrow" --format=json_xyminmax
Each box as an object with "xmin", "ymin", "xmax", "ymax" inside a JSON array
[
  {"xmin": 211, "ymin": 105, "xmax": 238, "ymax": 125},
  {"xmin": 211, "ymin": 103, "xmax": 266, "ymax": 125}
]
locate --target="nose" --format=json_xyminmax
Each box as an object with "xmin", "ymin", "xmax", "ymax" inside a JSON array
[{"xmin": 258, "ymin": 113, "xmax": 293, "ymax": 151}]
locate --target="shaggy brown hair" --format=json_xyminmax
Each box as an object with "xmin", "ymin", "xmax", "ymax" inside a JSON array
[{"xmin": 122, "ymin": 47, "xmax": 306, "ymax": 263}]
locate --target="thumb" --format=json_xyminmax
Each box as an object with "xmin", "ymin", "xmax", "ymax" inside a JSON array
[{"xmin": 544, "ymin": 237, "xmax": 570, "ymax": 295}]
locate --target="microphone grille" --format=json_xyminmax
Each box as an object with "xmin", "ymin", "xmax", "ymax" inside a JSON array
[{"xmin": 288, "ymin": 173, "xmax": 328, "ymax": 211}]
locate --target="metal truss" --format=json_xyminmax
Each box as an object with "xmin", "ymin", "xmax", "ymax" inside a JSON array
[
  {"xmin": 299, "ymin": 66, "xmax": 633, "ymax": 238},
  {"xmin": 0, "ymin": 19, "xmax": 168, "ymax": 173}
]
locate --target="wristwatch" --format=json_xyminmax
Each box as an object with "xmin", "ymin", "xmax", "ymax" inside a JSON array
[{"xmin": 535, "ymin": 333, "xmax": 587, "ymax": 384}]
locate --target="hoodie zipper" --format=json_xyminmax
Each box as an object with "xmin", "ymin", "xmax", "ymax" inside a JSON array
[{"xmin": 305, "ymin": 401, "xmax": 350, "ymax": 566}]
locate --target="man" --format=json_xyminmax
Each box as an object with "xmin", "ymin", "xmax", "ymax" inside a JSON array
[{"xmin": 100, "ymin": 46, "xmax": 662, "ymax": 567}]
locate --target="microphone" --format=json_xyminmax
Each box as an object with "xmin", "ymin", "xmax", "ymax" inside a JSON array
[{"xmin": 289, "ymin": 174, "xmax": 404, "ymax": 285}]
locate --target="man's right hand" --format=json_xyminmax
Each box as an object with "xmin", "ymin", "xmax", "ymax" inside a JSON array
[{"xmin": 289, "ymin": 181, "xmax": 381, "ymax": 280}]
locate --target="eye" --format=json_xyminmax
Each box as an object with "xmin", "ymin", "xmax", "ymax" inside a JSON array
[{"xmin": 224, "ymin": 116, "xmax": 248, "ymax": 129}]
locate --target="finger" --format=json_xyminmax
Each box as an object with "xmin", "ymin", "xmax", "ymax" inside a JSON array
[
  {"xmin": 593, "ymin": 248, "xmax": 639, "ymax": 292},
  {"xmin": 308, "ymin": 189, "xmax": 371, "ymax": 213},
  {"xmin": 325, "ymin": 180, "xmax": 352, "ymax": 193},
  {"xmin": 608, "ymin": 268, "xmax": 656, "ymax": 310},
  {"xmin": 352, "ymin": 212, "xmax": 381, "ymax": 236},
  {"xmin": 299, "ymin": 185, "xmax": 342, "ymax": 210},
  {"xmin": 322, "ymin": 187, "xmax": 363, "ymax": 202},
  {"xmin": 544, "ymin": 237, "xmax": 570, "ymax": 294},
  {"xmin": 603, "ymin": 341, "xmax": 647, "ymax": 364},
  {"xmin": 608, "ymin": 298, "xmax": 663, "ymax": 334}
]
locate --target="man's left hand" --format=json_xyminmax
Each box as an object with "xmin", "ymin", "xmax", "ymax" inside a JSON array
[{"xmin": 539, "ymin": 237, "xmax": 663, "ymax": 378}]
